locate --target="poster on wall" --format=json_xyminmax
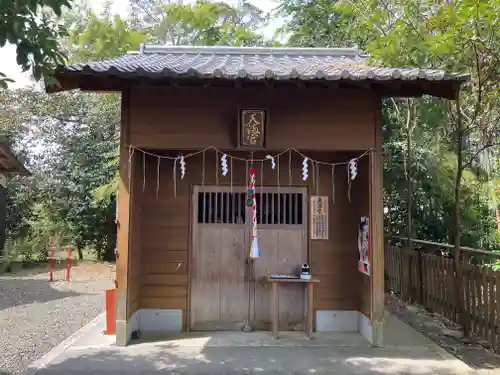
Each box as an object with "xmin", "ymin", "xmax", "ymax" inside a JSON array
[
  {"xmin": 310, "ymin": 196, "xmax": 328, "ymax": 240},
  {"xmin": 358, "ymin": 216, "xmax": 370, "ymax": 275}
]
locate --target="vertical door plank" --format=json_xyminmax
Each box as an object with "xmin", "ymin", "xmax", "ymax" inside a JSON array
[
  {"xmin": 253, "ymin": 231, "xmax": 278, "ymax": 329},
  {"xmin": 219, "ymin": 227, "xmax": 248, "ymax": 327}
]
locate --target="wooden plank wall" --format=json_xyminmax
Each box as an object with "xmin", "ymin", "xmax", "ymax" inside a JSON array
[
  {"xmin": 137, "ymin": 150, "xmax": 367, "ymax": 328},
  {"xmin": 116, "ymin": 91, "xmax": 131, "ymax": 326},
  {"xmin": 129, "ymin": 87, "xmax": 376, "ymax": 152},
  {"xmin": 128, "ymin": 152, "xmax": 143, "ymax": 318},
  {"xmin": 117, "ymin": 89, "xmax": 143, "ymax": 325}
]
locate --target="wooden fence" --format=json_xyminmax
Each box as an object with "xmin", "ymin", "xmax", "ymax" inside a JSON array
[{"xmin": 385, "ymin": 244, "xmax": 500, "ymax": 347}]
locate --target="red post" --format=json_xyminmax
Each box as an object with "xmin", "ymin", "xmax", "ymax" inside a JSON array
[
  {"xmin": 66, "ymin": 247, "xmax": 72, "ymax": 281},
  {"xmin": 49, "ymin": 247, "xmax": 54, "ymax": 282},
  {"xmin": 105, "ymin": 289, "xmax": 116, "ymax": 335}
]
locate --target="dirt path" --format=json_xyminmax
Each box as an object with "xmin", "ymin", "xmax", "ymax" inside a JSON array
[{"xmin": 386, "ymin": 293, "xmax": 500, "ymax": 374}]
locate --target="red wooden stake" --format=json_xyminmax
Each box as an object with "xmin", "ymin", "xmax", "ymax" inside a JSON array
[
  {"xmin": 49, "ymin": 247, "xmax": 54, "ymax": 282},
  {"xmin": 66, "ymin": 247, "xmax": 72, "ymax": 281}
]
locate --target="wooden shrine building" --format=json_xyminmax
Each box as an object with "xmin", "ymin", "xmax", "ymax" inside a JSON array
[{"xmin": 49, "ymin": 45, "xmax": 468, "ymax": 346}]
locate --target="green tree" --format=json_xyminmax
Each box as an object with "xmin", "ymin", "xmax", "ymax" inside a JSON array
[
  {"xmin": 130, "ymin": 0, "xmax": 269, "ymax": 45},
  {"xmin": 1, "ymin": 0, "xmax": 272, "ymax": 264},
  {"xmin": 276, "ymin": 0, "xmax": 361, "ymax": 47},
  {"xmin": 333, "ymin": 0, "xmax": 500, "ymax": 335},
  {"xmin": 64, "ymin": 7, "xmax": 147, "ymax": 62},
  {"xmin": 0, "ymin": 88, "xmax": 120, "ymax": 261},
  {"xmin": 0, "ymin": 0, "xmax": 72, "ymax": 87}
]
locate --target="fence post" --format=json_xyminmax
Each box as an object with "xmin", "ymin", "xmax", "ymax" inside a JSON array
[
  {"xmin": 407, "ymin": 239, "xmax": 414, "ymax": 301},
  {"xmin": 417, "ymin": 249, "xmax": 424, "ymax": 304},
  {"xmin": 66, "ymin": 247, "xmax": 72, "ymax": 281},
  {"xmin": 460, "ymin": 251, "xmax": 471, "ymax": 337}
]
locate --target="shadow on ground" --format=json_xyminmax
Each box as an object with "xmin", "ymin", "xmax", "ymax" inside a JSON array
[
  {"xmin": 2, "ymin": 260, "xmax": 80, "ymax": 276},
  {"xmin": 28, "ymin": 335, "xmax": 475, "ymax": 375},
  {"xmin": 0, "ymin": 278, "xmax": 81, "ymax": 310}
]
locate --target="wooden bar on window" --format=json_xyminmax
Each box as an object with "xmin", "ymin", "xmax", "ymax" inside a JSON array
[
  {"xmin": 282, "ymin": 194, "xmax": 286, "ymax": 225},
  {"xmin": 263, "ymin": 193, "xmax": 267, "ymax": 224},
  {"xmin": 207, "ymin": 192, "xmax": 212, "ymax": 223},
  {"xmin": 236, "ymin": 192, "xmax": 240, "ymax": 223},
  {"xmin": 201, "ymin": 193, "xmax": 206, "ymax": 223},
  {"xmin": 225, "ymin": 192, "xmax": 229, "ymax": 224},
  {"xmin": 259, "ymin": 192, "xmax": 264, "ymax": 224},
  {"xmin": 271, "ymin": 193, "xmax": 276, "ymax": 224},
  {"xmin": 293, "ymin": 194, "xmax": 300, "ymax": 224}
]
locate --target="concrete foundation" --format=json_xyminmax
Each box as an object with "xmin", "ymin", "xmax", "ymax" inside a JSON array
[{"xmin": 21, "ymin": 312, "xmax": 476, "ymax": 375}]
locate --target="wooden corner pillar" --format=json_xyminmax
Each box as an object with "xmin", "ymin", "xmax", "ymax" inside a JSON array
[
  {"xmin": 116, "ymin": 89, "xmax": 134, "ymax": 346},
  {"xmin": 369, "ymin": 97, "xmax": 384, "ymax": 347}
]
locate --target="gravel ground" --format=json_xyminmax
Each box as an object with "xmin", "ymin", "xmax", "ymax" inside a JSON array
[{"xmin": 0, "ymin": 263, "xmax": 115, "ymax": 375}]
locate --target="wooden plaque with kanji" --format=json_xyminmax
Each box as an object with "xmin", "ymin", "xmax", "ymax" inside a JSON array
[{"xmin": 239, "ymin": 109, "xmax": 266, "ymax": 148}]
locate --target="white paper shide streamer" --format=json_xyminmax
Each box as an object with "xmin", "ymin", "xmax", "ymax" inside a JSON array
[
  {"xmin": 349, "ymin": 159, "xmax": 357, "ymax": 180},
  {"xmin": 302, "ymin": 157, "xmax": 309, "ymax": 181},
  {"xmin": 221, "ymin": 154, "xmax": 229, "ymax": 176},
  {"xmin": 266, "ymin": 154, "xmax": 276, "ymax": 170},
  {"xmin": 180, "ymin": 155, "xmax": 186, "ymax": 179}
]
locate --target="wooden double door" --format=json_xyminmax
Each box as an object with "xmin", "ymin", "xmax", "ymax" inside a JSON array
[{"xmin": 190, "ymin": 186, "xmax": 307, "ymax": 331}]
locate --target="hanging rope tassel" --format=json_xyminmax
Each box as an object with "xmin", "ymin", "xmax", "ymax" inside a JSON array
[
  {"xmin": 142, "ymin": 151, "xmax": 146, "ymax": 192},
  {"xmin": 230, "ymin": 157, "xmax": 233, "ymax": 194},
  {"xmin": 260, "ymin": 160, "xmax": 263, "ymax": 195},
  {"xmin": 331, "ymin": 165, "xmax": 336, "ymax": 204},
  {"xmin": 201, "ymin": 150, "xmax": 205, "ymax": 186},
  {"xmin": 347, "ymin": 163, "xmax": 351, "ymax": 202},
  {"xmin": 277, "ymin": 155, "xmax": 280, "ymax": 188},
  {"xmin": 127, "ymin": 146, "xmax": 134, "ymax": 194},
  {"xmin": 311, "ymin": 161, "xmax": 316, "ymax": 193},
  {"xmin": 173, "ymin": 158, "xmax": 177, "ymax": 198},
  {"xmin": 316, "ymin": 163, "xmax": 320, "ymax": 196},
  {"xmin": 215, "ymin": 150, "xmax": 219, "ymax": 186},
  {"xmin": 156, "ymin": 157, "xmax": 161, "ymax": 200},
  {"xmin": 245, "ymin": 160, "xmax": 249, "ymax": 188}
]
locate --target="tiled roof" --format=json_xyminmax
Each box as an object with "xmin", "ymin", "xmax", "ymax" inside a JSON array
[{"xmin": 62, "ymin": 45, "xmax": 469, "ymax": 82}]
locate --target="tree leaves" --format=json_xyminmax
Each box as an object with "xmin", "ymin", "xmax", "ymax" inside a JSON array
[
  {"xmin": 279, "ymin": 0, "xmax": 500, "ymax": 249},
  {"xmin": 0, "ymin": 0, "xmax": 72, "ymax": 86},
  {"xmin": 131, "ymin": 0, "xmax": 269, "ymax": 46}
]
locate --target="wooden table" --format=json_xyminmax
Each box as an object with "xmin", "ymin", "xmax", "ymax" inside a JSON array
[{"xmin": 267, "ymin": 277, "xmax": 320, "ymax": 339}]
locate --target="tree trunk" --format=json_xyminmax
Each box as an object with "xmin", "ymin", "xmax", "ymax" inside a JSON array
[
  {"xmin": 453, "ymin": 96, "xmax": 468, "ymax": 336},
  {"xmin": 406, "ymin": 100, "xmax": 413, "ymax": 248},
  {"xmin": 96, "ymin": 246, "xmax": 103, "ymax": 262},
  {"xmin": 75, "ymin": 239, "xmax": 84, "ymax": 260},
  {"xmin": 102, "ymin": 242, "xmax": 115, "ymax": 262},
  {"xmin": 406, "ymin": 99, "xmax": 414, "ymax": 300}
]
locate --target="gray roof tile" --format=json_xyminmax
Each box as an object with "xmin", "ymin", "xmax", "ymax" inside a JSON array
[{"xmin": 62, "ymin": 45, "xmax": 469, "ymax": 82}]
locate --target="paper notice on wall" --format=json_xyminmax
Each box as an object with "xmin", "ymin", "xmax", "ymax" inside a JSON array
[{"xmin": 310, "ymin": 196, "xmax": 328, "ymax": 240}]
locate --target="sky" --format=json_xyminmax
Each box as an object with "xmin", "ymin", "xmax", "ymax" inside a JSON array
[{"xmin": 0, "ymin": 0, "xmax": 279, "ymax": 89}]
